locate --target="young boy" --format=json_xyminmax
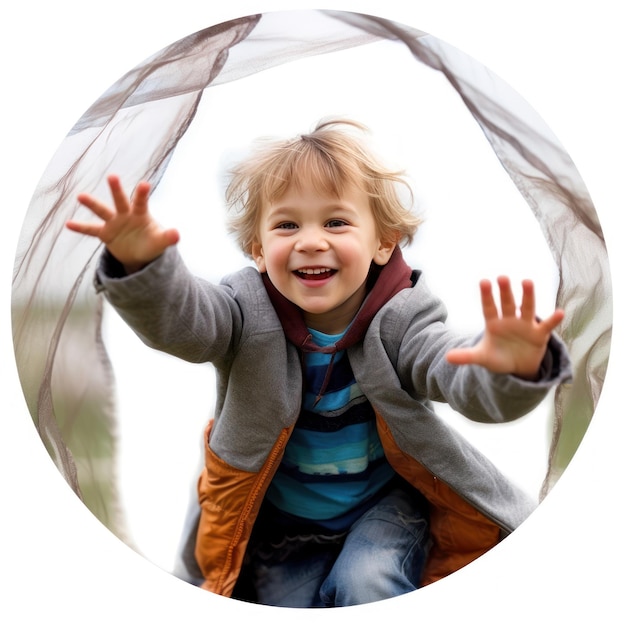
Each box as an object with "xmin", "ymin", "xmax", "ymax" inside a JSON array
[{"xmin": 67, "ymin": 119, "xmax": 571, "ymax": 608}]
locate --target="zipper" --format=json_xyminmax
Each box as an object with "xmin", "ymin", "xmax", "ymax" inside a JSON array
[{"xmin": 217, "ymin": 426, "xmax": 293, "ymax": 593}]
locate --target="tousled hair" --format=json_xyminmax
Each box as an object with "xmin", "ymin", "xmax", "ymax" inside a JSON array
[{"xmin": 225, "ymin": 118, "xmax": 422, "ymax": 257}]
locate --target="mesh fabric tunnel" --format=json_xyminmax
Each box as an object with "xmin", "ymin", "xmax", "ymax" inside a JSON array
[{"xmin": 11, "ymin": 10, "xmax": 611, "ymax": 552}]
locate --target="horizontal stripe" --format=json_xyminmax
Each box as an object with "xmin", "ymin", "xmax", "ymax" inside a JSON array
[
  {"xmin": 303, "ymin": 381, "xmax": 363, "ymax": 412},
  {"xmin": 266, "ymin": 463, "xmax": 396, "ymax": 521},
  {"xmin": 296, "ymin": 398, "xmax": 375, "ymax": 432},
  {"xmin": 278, "ymin": 449, "xmax": 389, "ymax": 483},
  {"xmin": 281, "ymin": 423, "xmax": 385, "ymax": 470}
]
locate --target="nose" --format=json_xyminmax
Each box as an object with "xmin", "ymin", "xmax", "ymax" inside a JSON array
[{"xmin": 294, "ymin": 225, "xmax": 329, "ymax": 252}]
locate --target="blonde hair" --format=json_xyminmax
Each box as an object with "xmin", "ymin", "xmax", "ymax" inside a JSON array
[{"xmin": 225, "ymin": 118, "xmax": 422, "ymax": 257}]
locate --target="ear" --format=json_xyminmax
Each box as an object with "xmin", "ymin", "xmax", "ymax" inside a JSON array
[
  {"xmin": 251, "ymin": 240, "xmax": 267, "ymax": 273},
  {"xmin": 372, "ymin": 237, "xmax": 397, "ymax": 266}
]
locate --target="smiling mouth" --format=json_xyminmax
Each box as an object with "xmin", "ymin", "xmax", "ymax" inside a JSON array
[{"xmin": 294, "ymin": 267, "xmax": 336, "ymax": 280}]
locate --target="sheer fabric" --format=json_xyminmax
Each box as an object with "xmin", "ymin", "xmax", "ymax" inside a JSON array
[{"xmin": 11, "ymin": 10, "xmax": 610, "ymax": 545}]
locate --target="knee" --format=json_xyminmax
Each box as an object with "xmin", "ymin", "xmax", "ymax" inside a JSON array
[{"xmin": 319, "ymin": 542, "xmax": 426, "ymax": 607}]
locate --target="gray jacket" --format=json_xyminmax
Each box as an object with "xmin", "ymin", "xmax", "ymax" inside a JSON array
[{"xmin": 96, "ymin": 245, "xmax": 572, "ymax": 591}]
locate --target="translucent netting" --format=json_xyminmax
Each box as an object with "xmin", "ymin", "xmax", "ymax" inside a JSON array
[{"xmin": 11, "ymin": 11, "xmax": 611, "ymax": 544}]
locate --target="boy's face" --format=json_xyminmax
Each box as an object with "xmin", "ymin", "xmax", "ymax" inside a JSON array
[{"xmin": 251, "ymin": 178, "xmax": 395, "ymax": 334}]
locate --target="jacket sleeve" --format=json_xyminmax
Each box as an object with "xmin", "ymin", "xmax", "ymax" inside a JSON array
[
  {"xmin": 94, "ymin": 246, "xmax": 243, "ymax": 364},
  {"xmin": 389, "ymin": 279, "xmax": 573, "ymax": 423}
]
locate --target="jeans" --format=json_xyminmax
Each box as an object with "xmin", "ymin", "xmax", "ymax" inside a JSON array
[{"xmin": 246, "ymin": 485, "xmax": 430, "ymax": 608}]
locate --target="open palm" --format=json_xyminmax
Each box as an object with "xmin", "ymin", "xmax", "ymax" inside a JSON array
[
  {"xmin": 446, "ymin": 276, "xmax": 564, "ymax": 380},
  {"xmin": 66, "ymin": 174, "xmax": 180, "ymax": 273}
]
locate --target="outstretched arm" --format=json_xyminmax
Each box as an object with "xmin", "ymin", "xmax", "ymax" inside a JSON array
[
  {"xmin": 66, "ymin": 174, "xmax": 180, "ymax": 273},
  {"xmin": 445, "ymin": 276, "xmax": 565, "ymax": 380}
]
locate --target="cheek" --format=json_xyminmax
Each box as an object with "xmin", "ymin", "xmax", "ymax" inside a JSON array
[
  {"xmin": 340, "ymin": 240, "xmax": 376, "ymax": 273},
  {"xmin": 261, "ymin": 239, "xmax": 290, "ymax": 274}
]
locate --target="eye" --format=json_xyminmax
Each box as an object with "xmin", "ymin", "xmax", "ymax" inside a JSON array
[
  {"xmin": 326, "ymin": 219, "xmax": 349, "ymax": 228},
  {"xmin": 275, "ymin": 222, "xmax": 298, "ymax": 230}
]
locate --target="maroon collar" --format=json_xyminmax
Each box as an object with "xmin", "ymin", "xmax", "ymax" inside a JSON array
[{"xmin": 261, "ymin": 246, "xmax": 415, "ymax": 353}]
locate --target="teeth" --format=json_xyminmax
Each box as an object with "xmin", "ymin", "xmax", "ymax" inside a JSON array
[{"xmin": 297, "ymin": 268, "xmax": 332, "ymax": 275}]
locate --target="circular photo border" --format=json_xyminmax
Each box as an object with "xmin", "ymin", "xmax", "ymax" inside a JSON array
[{"xmin": 6, "ymin": 2, "xmax": 620, "ymax": 620}]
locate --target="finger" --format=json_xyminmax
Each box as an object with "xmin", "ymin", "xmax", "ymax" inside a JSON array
[
  {"xmin": 519, "ymin": 279, "xmax": 536, "ymax": 321},
  {"xmin": 65, "ymin": 219, "xmax": 103, "ymax": 238},
  {"xmin": 159, "ymin": 228, "xmax": 180, "ymax": 248},
  {"xmin": 497, "ymin": 276, "xmax": 516, "ymax": 317},
  {"xmin": 479, "ymin": 279, "xmax": 498, "ymax": 321},
  {"xmin": 107, "ymin": 174, "xmax": 132, "ymax": 214},
  {"xmin": 446, "ymin": 347, "xmax": 481, "ymax": 366},
  {"xmin": 540, "ymin": 308, "xmax": 565, "ymax": 333},
  {"xmin": 130, "ymin": 181, "xmax": 151, "ymax": 216},
  {"xmin": 76, "ymin": 193, "xmax": 115, "ymax": 221}
]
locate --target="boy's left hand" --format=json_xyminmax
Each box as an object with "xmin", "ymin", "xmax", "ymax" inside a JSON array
[{"xmin": 446, "ymin": 276, "xmax": 564, "ymax": 380}]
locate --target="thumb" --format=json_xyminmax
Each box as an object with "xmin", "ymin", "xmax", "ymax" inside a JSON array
[
  {"xmin": 445, "ymin": 347, "xmax": 479, "ymax": 366},
  {"xmin": 160, "ymin": 228, "xmax": 180, "ymax": 248}
]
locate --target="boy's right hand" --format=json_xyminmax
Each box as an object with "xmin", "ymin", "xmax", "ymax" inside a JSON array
[{"xmin": 66, "ymin": 174, "xmax": 180, "ymax": 273}]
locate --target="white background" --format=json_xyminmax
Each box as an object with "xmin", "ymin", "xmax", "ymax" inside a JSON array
[{"xmin": 2, "ymin": 1, "xmax": 624, "ymax": 624}]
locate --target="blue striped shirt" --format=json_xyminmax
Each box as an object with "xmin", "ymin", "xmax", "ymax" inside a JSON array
[{"xmin": 265, "ymin": 327, "xmax": 396, "ymax": 530}]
